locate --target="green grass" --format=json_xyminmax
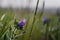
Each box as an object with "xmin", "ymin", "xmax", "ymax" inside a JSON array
[{"xmin": 0, "ymin": 9, "xmax": 59, "ymax": 40}]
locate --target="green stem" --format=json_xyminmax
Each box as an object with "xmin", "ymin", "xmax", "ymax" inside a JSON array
[
  {"xmin": 45, "ymin": 24, "xmax": 49, "ymax": 40},
  {"xmin": 57, "ymin": 17, "xmax": 60, "ymax": 40},
  {"xmin": 28, "ymin": 0, "xmax": 39, "ymax": 40},
  {"xmin": 39, "ymin": 0, "xmax": 45, "ymax": 18}
]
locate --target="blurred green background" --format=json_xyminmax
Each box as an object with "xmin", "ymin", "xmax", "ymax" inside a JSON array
[{"xmin": 0, "ymin": 7, "xmax": 60, "ymax": 40}]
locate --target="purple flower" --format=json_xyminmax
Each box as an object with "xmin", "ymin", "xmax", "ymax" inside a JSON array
[
  {"xmin": 42, "ymin": 16, "xmax": 47, "ymax": 22},
  {"xmin": 18, "ymin": 18, "xmax": 26, "ymax": 27},
  {"xmin": 42, "ymin": 16, "xmax": 50, "ymax": 25},
  {"xmin": 17, "ymin": 18, "xmax": 26, "ymax": 30}
]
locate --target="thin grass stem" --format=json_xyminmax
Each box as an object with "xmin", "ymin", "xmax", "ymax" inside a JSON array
[{"xmin": 28, "ymin": 0, "xmax": 39, "ymax": 40}]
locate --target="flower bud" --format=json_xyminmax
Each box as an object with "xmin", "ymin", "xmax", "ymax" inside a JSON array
[
  {"xmin": 17, "ymin": 18, "xmax": 26, "ymax": 30},
  {"xmin": 42, "ymin": 16, "xmax": 50, "ymax": 25}
]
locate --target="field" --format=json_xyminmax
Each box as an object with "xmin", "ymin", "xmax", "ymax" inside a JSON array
[{"xmin": 0, "ymin": 8, "xmax": 60, "ymax": 40}]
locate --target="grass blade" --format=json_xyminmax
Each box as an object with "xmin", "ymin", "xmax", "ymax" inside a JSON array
[{"xmin": 28, "ymin": 0, "xmax": 39, "ymax": 40}]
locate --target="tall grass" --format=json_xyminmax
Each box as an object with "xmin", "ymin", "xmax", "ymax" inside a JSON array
[
  {"xmin": 0, "ymin": 0, "xmax": 59, "ymax": 40},
  {"xmin": 28, "ymin": 0, "xmax": 39, "ymax": 40}
]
